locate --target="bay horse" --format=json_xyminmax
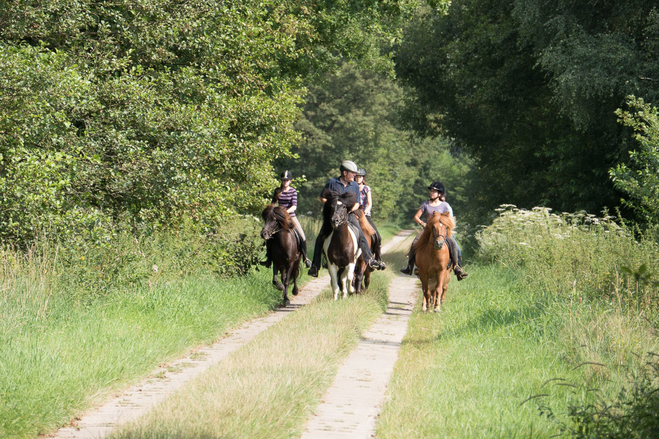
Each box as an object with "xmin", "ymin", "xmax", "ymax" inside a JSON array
[
  {"xmin": 352, "ymin": 208, "xmax": 375, "ymax": 294},
  {"xmin": 260, "ymin": 205, "xmax": 301, "ymax": 306},
  {"xmin": 321, "ymin": 188, "xmax": 361, "ymax": 300},
  {"xmin": 414, "ymin": 211, "xmax": 455, "ymax": 312}
]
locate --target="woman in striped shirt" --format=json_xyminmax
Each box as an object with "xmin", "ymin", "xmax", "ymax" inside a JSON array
[{"xmin": 271, "ymin": 170, "xmax": 311, "ymax": 267}]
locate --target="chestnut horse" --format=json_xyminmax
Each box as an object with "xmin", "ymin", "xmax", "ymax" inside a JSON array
[
  {"xmin": 414, "ymin": 211, "xmax": 456, "ymax": 312},
  {"xmin": 352, "ymin": 208, "xmax": 375, "ymax": 294},
  {"xmin": 321, "ymin": 188, "xmax": 361, "ymax": 300},
  {"xmin": 260, "ymin": 205, "xmax": 301, "ymax": 306}
]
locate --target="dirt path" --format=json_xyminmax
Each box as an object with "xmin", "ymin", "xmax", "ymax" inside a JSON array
[{"xmin": 52, "ymin": 231, "xmax": 416, "ymax": 439}]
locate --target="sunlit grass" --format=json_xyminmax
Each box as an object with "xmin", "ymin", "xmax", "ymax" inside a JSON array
[{"xmin": 112, "ymin": 273, "xmax": 390, "ymax": 439}]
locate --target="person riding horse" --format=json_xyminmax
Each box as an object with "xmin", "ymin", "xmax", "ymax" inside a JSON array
[
  {"xmin": 308, "ymin": 160, "xmax": 386, "ymax": 277},
  {"xmin": 261, "ymin": 170, "xmax": 311, "ymax": 268},
  {"xmin": 355, "ymin": 168, "xmax": 383, "ymax": 263},
  {"xmin": 400, "ymin": 181, "xmax": 468, "ymax": 281}
]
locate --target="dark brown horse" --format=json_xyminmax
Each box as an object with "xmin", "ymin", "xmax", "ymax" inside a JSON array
[
  {"xmin": 352, "ymin": 208, "xmax": 375, "ymax": 294},
  {"xmin": 260, "ymin": 205, "xmax": 301, "ymax": 306},
  {"xmin": 414, "ymin": 211, "xmax": 455, "ymax": 312},
  {"xmin": 321, "ymin": 188, "xmax": 361, "ymax": 300}
]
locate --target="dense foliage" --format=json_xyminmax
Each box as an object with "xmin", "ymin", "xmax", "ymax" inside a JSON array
[
  {"xmin": 276, "ymin": 62, "xmax": 471, "ymax": 225},
  {"xmin": 394, "ymin": 1, "xmax": 659, "ymax": 224},
  {"xmin": 0, "ymin": 0, "xmax": 417, "ymax": 244},
  {"xmin": 610, "ymin": 97, "xmax": 659, "ymax": 225}
]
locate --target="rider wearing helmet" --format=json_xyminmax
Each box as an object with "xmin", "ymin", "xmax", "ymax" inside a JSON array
[
  {"xmin": 266, "ymin": 170, "xmax": 312, "ymax": 268},
  {"xmin": 400, "ymin": 182, "xmax": 468, "ymax": 281},
  {"xmin": 355, "ymin": 168, "xmax": 383, "ymax": 263},
  {"xmin": 308, "ymin": 160, "xmax": 386, "ymax": 277}
]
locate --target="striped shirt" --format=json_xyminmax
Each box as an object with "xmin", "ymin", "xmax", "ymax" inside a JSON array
[
  {"xmin": 276, "ymin": 187, "xmax": 298, "ymax": 217},
  {"xmin": 358, "ymin": 185, "xmax": 371, "ymax": 215}
]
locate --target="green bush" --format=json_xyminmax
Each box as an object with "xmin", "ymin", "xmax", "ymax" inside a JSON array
[{"xmin": 476, "ymin": 205, "xmax": 659, "ymax": 314}]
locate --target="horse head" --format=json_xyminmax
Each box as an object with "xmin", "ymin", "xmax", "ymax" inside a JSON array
[
  {"xmin": 330, "ymin": 199, "xmax": 348, "ymax": 228},
  {"xmin": 260, "ymin": 205, "xmax": 292, "ymax": 240},
  {"xmin": 322, "ymin": 188, "xmax": 356, "ymax": 230},
  {"xmin": 429, "ymin": 212, "xmax": 454, "ymax": 250}
]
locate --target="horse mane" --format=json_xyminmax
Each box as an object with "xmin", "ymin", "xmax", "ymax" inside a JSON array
[
  {"xmin": 414, "ymin": 212, "xmax": 455, "ymax": 253},
  {"xmin": 353, "ymin": 208, "xmax": 375, "ymax": 236},
  {"xmin": 262, "ymin": 205, "xmax": 295, "ymax": 230},
  {"xmin": 321, "ymin": 187, "xmax": 357, "ymax": 224},
  {"xmin": 271, "ymin": 187, "xmax": 283, "ymax": 204}
]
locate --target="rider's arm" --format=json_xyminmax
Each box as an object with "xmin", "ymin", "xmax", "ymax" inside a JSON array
[
  {"xmin": 288, "ymin": 190, "xmax": 298, "ymax": 213},
  {"xmin": 365, "ymin": 190, "xmax": 372, "ymax": 215},
  {"xmin": 414, "ymin": 208, "xmax": 426, "ymax": 228}
]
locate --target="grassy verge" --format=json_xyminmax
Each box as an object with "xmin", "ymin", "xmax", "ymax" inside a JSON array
[
  {"xmin": 0, "ymin": 269, "xmax": 285, "ymax": 439},
  {"xmin": 377, "ymin": 264, "xmax": 658, "ymax": 438},
  {"xmin": 377, "ymin": 207, "xmax": 659, "ymax": 438},
  {"xmin": 112, "ymin": 272, "xmax": 391, "ymax": 439}
]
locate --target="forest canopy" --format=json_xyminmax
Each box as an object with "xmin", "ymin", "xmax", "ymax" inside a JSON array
[
  {"xmin": 394, "ymin": 0, "xmax": 659, "ymax": 224},
  {"xmin": 0, "ymin": 0, "xmax": 418, "ymax": 243}
]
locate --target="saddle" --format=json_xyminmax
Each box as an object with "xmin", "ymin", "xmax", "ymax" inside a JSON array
[{"xmin": 347, "ymin": 221, "xmax": 361, "ymax": 239}]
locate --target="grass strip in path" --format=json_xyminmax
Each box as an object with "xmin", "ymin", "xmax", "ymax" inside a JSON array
[
  {"xmin": 110, "ymin": 232, "xmax": 410, "ymax": 439},
  {"xmin": 111, "ymin": 275, "xmax": 390, "ymax": 439}
]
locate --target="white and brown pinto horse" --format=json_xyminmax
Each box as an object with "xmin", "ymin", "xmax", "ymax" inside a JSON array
[{"xmin": 321, "ymin": 188, "xmax": 361, "ymax": 300}]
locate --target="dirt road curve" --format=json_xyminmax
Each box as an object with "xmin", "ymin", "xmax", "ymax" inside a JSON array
[{"xmin": 52, "ymin": 230, "xmax": 417, "ymax": 439}]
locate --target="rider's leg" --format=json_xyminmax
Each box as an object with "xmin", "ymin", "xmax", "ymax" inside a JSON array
[
  {"xmin": 400, "ymin": 235, "xmax": 419, "ymax": 275},
  {"xmin": 449, "ymin": 236, "xmax": 468, "ymax": 280},
  {"xmin": 291, "ymin": 217, "xmax": 311, "ymax": 267},
  {"xmin": 309, "ymin": 223, "xmax": 331, "ymax": 277},
  {"xmin": 260, "ymin": 239, "xmax": 272, "ymax": 267},
  {"xmin": 348, "ymin": 214, "xmax": 385, "ymax": 270},
  {"xmin": 366, "ymin": 215, "xmax": 383, "ymax": 261}
]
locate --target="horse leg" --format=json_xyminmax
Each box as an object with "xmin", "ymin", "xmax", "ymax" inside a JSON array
[
  {"xmin": 272, "ymin": 264, "xmax": 284, "ymax": 291},
  {"xmin": 420, "ymin": 276, "xmax": 430, "ymax": 312},
  {"xmin": 364, "ymin": 269, "xmax": 370, "ymax": 290},
  {"xmin": 291, "ymin": 260, "xmax": 299, "ymax": 296},
  {"xmin": 434, "ymin": 272, "xmax": 443, "ymax": 313},
  {"xmin": 345, "ymin": 264, "xmax": 355, "ymax": 298},
  {"xmin": 441, "ymin": 270, "xmax": 450, "ymax": 305},
  {"xmin": 281, "ymin": 264, "xmax": 295, "ymax": 307},
  {"xmin": 353, "ymin": 261, "xmax": 364, "ymax": 294},
  {"xmin": 337, "ymin": 267, "xmax": 347, "ymax": 299},
  {"xmin": 329, "ymin": 264, "xmax": 340, "ymax": 301}
]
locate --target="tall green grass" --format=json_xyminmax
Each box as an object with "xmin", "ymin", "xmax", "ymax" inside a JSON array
[
  {"xmin": 0, "ymin": 220, "xmax": 282, "ymax": 439},
  {"xmin": 377, "ymin": 207, "xmax": 659, "ymax": 438}
]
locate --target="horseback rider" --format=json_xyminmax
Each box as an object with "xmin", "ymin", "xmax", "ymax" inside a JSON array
[
  {"xmin": 400, "ymin": 182, "xmax": 468, "ymax": 280},
  {"xmin": 355, "ymin": 168, "xmax": 383, "ymax": 263},
  {"xmin": 308, "ymin": 160, "xmax": 387, "ymax": 277},
  {"xmin": 261, "ymin": 170, "xmax": 312, "ymax": 268}
]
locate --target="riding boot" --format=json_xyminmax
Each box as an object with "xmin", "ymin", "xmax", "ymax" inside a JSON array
[
  {"xmin": 449, "ymin": 237, "xmax": 468, "ymax": 281},
  {"xmin": 400, "ymin": 245, "xmax": 416, "ymax": 275},
  {"xmin": 309, "ymin": 227, "xmax": 329, "ymax": 277},
  {"xmin": 300, "ymin": 239, "xmax": 312, "ymax": 268}
]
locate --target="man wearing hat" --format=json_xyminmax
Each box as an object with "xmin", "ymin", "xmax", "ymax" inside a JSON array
[{"xmin": 308, "ymin": 160, "xmax": 386, "ymax": 277}]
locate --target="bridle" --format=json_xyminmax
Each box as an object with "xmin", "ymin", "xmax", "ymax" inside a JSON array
[
  {"xmin": 261, "ymin": 218, "xmax": 282, "ymax": 240},
  {"xmin": 331, "ymin": 200, "xmax": 348, "ymax": 228},
  {"xmin": 431, "ymin": 221, "xmax": 448, "ymax": 250}
]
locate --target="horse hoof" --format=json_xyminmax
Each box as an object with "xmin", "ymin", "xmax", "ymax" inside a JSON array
[
  {"xmin": 274, "ymin": 282, "xmax": 284, "ymax": 291},
  {"xmin": 434, "ymin": 307, "xmax": 441, "ymax": 313},
  {"xmin": 292, "ymin": 287, "xmax": 299, "ymax": 296},
  {"xmin": 283, "ymin": 298, "xmax": 290, "ymax": 307}
]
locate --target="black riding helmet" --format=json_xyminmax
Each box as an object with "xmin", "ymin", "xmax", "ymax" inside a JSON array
[
  {"xmin": 280, "ymin": 170, "xmax": 293, "ymax": 180},
  {"xmin": 428, "ymin": 181, "xmax": 446, "ymax": 196},
  {"xmin": 356, "ymin": 168, "xmax": 366, "ymax": 177}
]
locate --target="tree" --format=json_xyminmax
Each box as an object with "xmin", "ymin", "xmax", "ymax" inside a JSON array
[
  {"xmin": 0, "ymin": 0, "xmax": 416, "ymax": 243},
  {"xmin": 610, "ymin": 97, "xmax": 659, "ymax": 224},
  {"xmin": 276, "ymin": 62, "xmax": 470, "ymax": 225},
  {"xmin": 394, "ymin": 0, "xmax": 659, "ymax": 223}
]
